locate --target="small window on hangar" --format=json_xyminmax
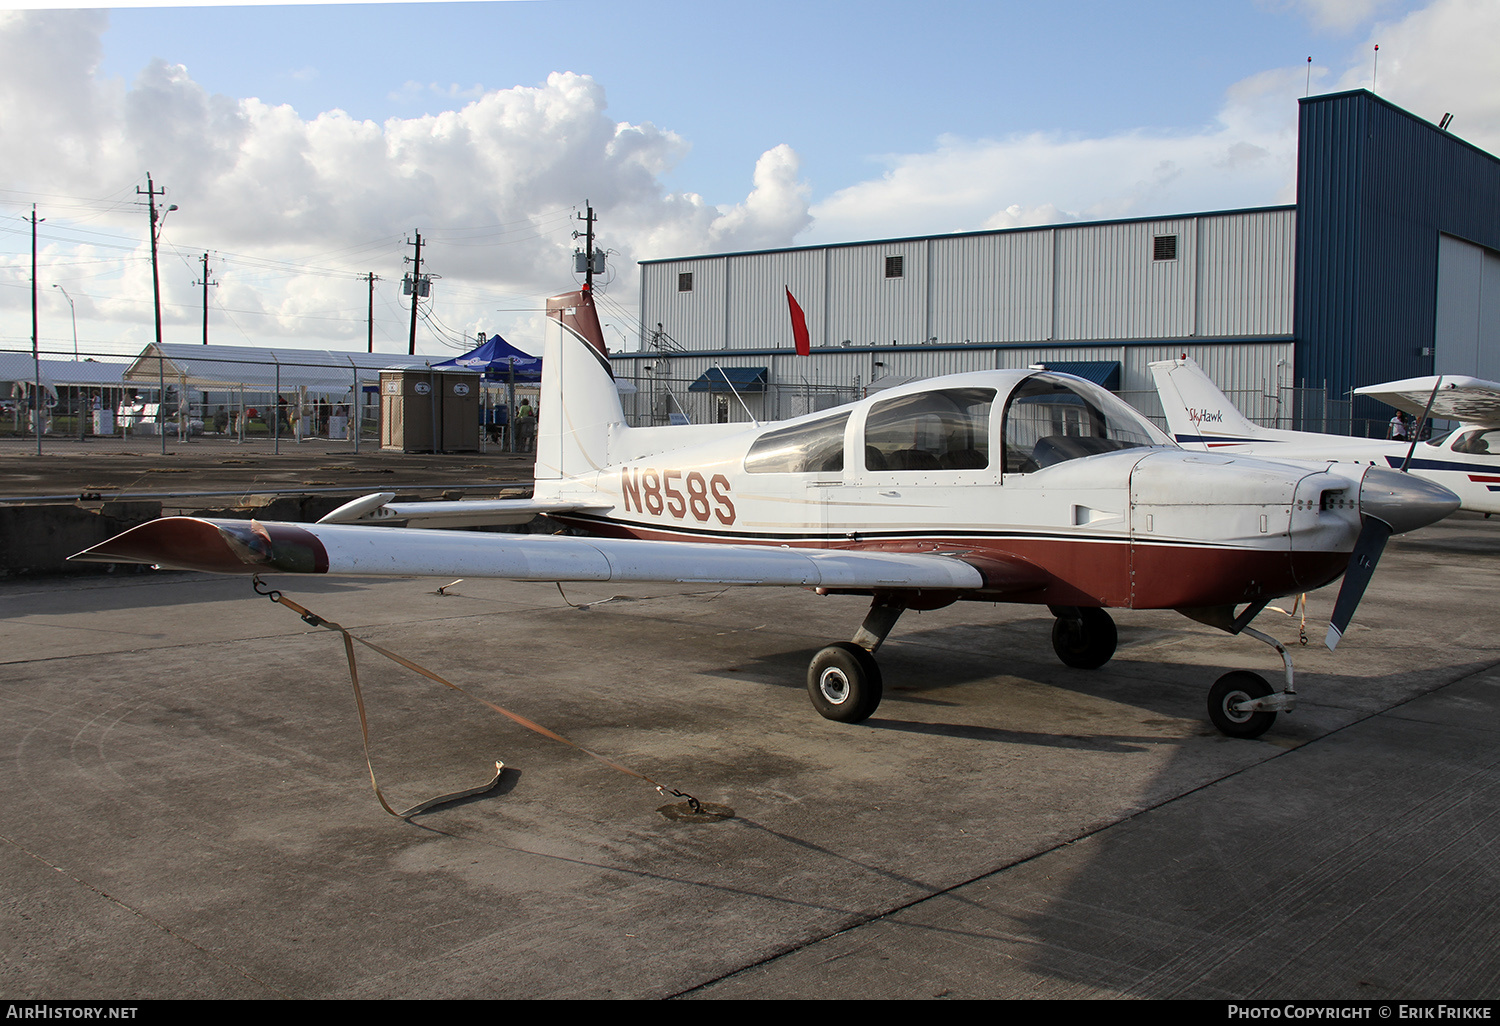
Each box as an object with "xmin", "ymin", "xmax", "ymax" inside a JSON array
[
  {"xmin": 678, "ymin": 272, "xmax": 694, "ymax": 292},
  {"xmin": 885, "ymin": 255, "xmax": 904, "ymax": 279},
  {"xmin": 1152, "ymin": 235, "xmax": 1178, "ymax": 261}
]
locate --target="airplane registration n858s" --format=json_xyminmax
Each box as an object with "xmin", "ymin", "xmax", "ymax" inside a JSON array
[{"xmin": 75, "ymin": 288, "xmax": 1458, "ymax": 739}]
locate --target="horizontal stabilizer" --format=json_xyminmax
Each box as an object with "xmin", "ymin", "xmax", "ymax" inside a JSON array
[{"xmin": 317, "ymin": 491, "xmax": 606, "ymax": 528}]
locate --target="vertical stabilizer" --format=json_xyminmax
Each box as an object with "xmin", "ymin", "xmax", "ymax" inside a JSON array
[
  {"xmin": 1149, "ymin": 357, "xmax": 1262, "ymax": 446},
  {"xmin": 535, "ymin": 287, "xmax": 625, "ymax": 483}
]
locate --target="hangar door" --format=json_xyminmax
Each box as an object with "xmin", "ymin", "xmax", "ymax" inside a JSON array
[{"xmin": 1435, "ymin": 234, "xmax": 1500, "ymax": 380}]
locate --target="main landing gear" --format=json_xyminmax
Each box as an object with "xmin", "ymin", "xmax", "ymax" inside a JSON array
[
  {"xmin": 806, "ymin": 594, "xmax": 904, "ymax": 723},
  {"xmin": 1049, "ymin": 606, "xmax": 1117, "ymax": 669},
  {"xmin": 806, "ymin": 597, "xmax": 1297, "ymax": 740}
]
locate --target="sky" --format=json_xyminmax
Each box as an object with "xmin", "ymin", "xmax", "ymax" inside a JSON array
[{"xmin": 1, "ymin": 0, "xmax": 1497, "ymax": 360}]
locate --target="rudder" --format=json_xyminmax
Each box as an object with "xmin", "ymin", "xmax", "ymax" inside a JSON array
[{"xmin": 535, "ymin": 287, "xmax": 626, "ymax": 483}]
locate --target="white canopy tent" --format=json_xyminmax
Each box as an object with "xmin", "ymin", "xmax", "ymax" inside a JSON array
[
  {"xmin": 120, "ymin": 343, "xmax": 434, "ymax": 447},
  {"xmin": 122, "ymin": 343, "xmax": 430, "ymax": 393}
]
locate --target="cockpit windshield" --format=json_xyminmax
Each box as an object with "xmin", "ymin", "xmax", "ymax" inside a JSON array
[{"xmin": 1002, "ymin": 373, "xmax": 1171, "ymax": 474}]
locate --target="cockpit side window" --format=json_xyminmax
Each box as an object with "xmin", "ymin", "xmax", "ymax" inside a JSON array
[
  {"xmin": 745, "ymin": 412, "xmax": 850, "ymax": 474},
  {"xmin": 863, "ymin": 388, "xmax": 995, "ymax": 471},
  {"xmin": 1002, "ymin": 374, "xmax": 1167, "ymax": 474}
]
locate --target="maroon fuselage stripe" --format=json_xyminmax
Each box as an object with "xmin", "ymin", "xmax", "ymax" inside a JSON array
[{"xmin": 550, "ymin": 515, "xmax": 1348, "ymax": 609}]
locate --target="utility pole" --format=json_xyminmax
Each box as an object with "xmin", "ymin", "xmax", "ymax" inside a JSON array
[
  {"xmin": 138, "ymin": 173, "xmax": 175, "ymax": 455},
  {"xmin": 137, "ymin": 175, "xmax": 171, "ymax": 350},
  {"xmin": 194, "ymin": 252, "xmax": 218, "ymax": 345},
  {"xmin": 29, "ymin": 205, "xmax": 43, "ymax": 455},
  {"xmin": 404, "ymin": 231, "xmax": 424, "ymax": 355},
  {"xmin": 365, "ymin": 272, "xmax": 380, "ymax": 353},
  {"xmin": 574, "ymin": 201, "xmax": 599, "ymax": 290}
]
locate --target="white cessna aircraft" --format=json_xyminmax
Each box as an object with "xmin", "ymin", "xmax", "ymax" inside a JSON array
[
  {"xmin": 1151, "ymin": 356, "xmax": 1500, "ymax": 516},
  {"xmin": 74, "ymin": 290, "xmax": 1458, "ymax": 739}
]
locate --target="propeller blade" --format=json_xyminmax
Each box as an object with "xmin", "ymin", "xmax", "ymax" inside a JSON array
[
  {"xmin": 1325, "ymin": 517, "xmax": 1391, "ymax": 650},
  {"xmin": 1323, "ymin": 467, "xmax": 1457, "ymax": 651}
]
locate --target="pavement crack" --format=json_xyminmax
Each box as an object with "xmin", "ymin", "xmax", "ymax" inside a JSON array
[{"xmin": 0, "ymin": 831, "xmax": 289, "ymax": 997}]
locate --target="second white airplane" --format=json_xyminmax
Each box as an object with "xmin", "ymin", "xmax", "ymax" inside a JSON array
[{"xmin": 1151, "ymin": 356, "xmax": 1500, "ymax": 516}]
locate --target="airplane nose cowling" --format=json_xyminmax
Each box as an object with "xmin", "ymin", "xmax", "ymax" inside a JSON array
[{"xmin": 1358, "ymin": 467, "xmax": 1459, "ymax": 534}]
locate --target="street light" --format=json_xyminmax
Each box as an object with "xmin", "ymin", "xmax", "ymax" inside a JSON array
[
  {"xmin": 54, "ymin": 284, "xmax": 81, "ymax": 439},
  {"xmin": 150, "ymin": 202, "xmax": 178, "ymax": 347},
  {"xmin": 52, "ymin": 284, "xmax": 77, "ymax": 361}
]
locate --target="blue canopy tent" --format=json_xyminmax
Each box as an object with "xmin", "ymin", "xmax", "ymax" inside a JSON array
[
  {"xmin": 431, "ymin": 334, "xmax": 543, "ymax": 451},
  {"xmin": 432, "ymin": 334, "xmax": 542, "ymax": 382}
]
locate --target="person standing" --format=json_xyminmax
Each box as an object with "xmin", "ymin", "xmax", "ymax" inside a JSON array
[
  {"xmin": 1390, "ymin": 411, "xmax": 1410, "ymax": 441},
  {"xmin": 516, "ymin": 397, "xmax": 536, "ymax": 452}
]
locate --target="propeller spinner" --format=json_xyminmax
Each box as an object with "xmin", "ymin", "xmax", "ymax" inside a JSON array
[{"xmin": 1325, "ymin": 467, "xmax": 1459, "ymax": 649}]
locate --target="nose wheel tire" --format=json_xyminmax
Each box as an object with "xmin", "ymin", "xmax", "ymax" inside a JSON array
[
  {"xmin": 1207, "ymin": 671, "xmax": 1276, "ymax": 739},
  {"xmin": 807, "ymin": 642, "xmax": 883, "ymax": 723},
  {"xmin": 1051, "ymin": 607, "xmax": 1117, "ymax": 669}
]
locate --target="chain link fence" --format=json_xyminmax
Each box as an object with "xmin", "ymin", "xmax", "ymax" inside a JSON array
[
  {"xmin": 2, "ymin": 346, "xmax": 388, "ymax": 452},
  {"xmin": 6, "ymin": 347, "xmax": 1410, "ymax": 452},
  {"xmin": 614, "ymin": 372, "xmax": 861, "ymax": 427}
]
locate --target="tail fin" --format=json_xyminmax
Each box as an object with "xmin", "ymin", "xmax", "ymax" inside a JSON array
[
  {"xmin": 1148, "ymin": 357, "xmax": 1262, "ymax": 446},
  {"xmin": 535, "ymin": 287, "xmax": 625, "ymax": 482}
]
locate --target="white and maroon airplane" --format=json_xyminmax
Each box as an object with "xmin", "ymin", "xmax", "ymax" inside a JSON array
[
  {"xmin": 74, "ymin": 289, "xmax": 1459, "ymax": 739},
  {"xmin": 1152, "ymin": 356, "xmax": 1500, "ymax": 516}
]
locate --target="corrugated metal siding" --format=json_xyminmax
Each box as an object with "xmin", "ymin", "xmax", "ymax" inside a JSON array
[
  {"xmin": 642, "ymin": 208, "xmax": 1294, "ymax": 357},
  {"xmin": 1053, "ymin": 218, "xmax": 1195, "ymax": 340},
  {"xmin": 726, "ymin": 249, "xmax": 826, "ymax": 349},
  {"xmin": 928, "ymin": 230, "xmax": 1053, "ymax": 342},
  {"xmin": 640, "ymin": 258, "xmax": 728, "ymax": 350},
  {"xmin": 826, "ymin": 241, "xmax": 928, "ymax": 345},
  {"xmin": 1295, "ymin": 90, "xmax": 1500, "ymax": 419},
  {"xmin": 1197, "ymin": 209, "xmax": 1296, "ymax": 337},
  {"xmin": 610, "ymin": 340, "xmax": 1292, "ymax": 425}
]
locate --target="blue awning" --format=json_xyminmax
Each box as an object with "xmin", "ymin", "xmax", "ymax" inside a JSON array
[
  {"xmin": 1032, "ymin": 361, "xmax": 1121, "ymax": 391},
  {"xmin": 688, "ymin": 367, "xmax": 768, "ymax": 393}
]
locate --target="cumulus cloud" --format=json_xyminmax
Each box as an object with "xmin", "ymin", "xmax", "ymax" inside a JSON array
[
  {"xmin": 1264, "ymin": 0, "xmax": 1403, "ymax": 34},
  {"xmin": 1334, "ymin": 0, "xmax": 1500, "ymax": 154},
  {"xmin": 0, "ymin": 10, "xmax": 812, "ymax": 353},
  {"xmin": 807, "ymin": 0, "xmax": 1497, "ymax": 245}
]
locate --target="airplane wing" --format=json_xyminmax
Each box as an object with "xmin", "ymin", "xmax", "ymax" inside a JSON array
[
  {"xmin": 1354, "ymin": 375, "xmax": 1500, "ymax": 427},
  {"xmin": 315, "ymin": 491, "xmax": 607, "ymax": 528},
  {"xmin": 70, "ymin": 517, "xmax": 1042, "ymax": 593}
]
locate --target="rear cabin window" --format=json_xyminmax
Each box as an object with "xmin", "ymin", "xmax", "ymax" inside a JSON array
[
  {"xmin": 1002, "ymin": 374, "xmax": 1163, "ymax": 474},
  {"xmin": 744, "ymin": 412, "xmax": 850, "ymax": 474},
  {"xmin": 1451, "ymin": 428, "xmax": 1500, "ymax": 455},
  {"xmin": 863, "ymin": 388, "xmax": 994, "ymax": 471}
]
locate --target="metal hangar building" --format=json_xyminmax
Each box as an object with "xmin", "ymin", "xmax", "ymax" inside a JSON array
[{"xmin": 627, "ymin": 90, "xmax": 1500, "ymax": 431}]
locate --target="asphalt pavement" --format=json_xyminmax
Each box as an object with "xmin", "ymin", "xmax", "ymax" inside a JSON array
[{"xmin": 1, "ymin": 495, "xmax": 1497, "ymax": 999}]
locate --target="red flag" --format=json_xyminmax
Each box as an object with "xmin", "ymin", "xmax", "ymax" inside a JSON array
[{"xmin": 785, "ymin": 287, "xmax": 810, "ymax": 356}]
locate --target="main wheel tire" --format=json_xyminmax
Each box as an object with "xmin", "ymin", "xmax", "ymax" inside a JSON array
[
  {"xmin": 807, "ymin": 642, "xmax": 883, "ymax": 723},
  {"xmin": 1051, "ymin": 607, "xmax": 1118, "ymax": 669},
  {"xmin": 1207, "ymin": 671, "xmax": 1276, "ymax": 739}
]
